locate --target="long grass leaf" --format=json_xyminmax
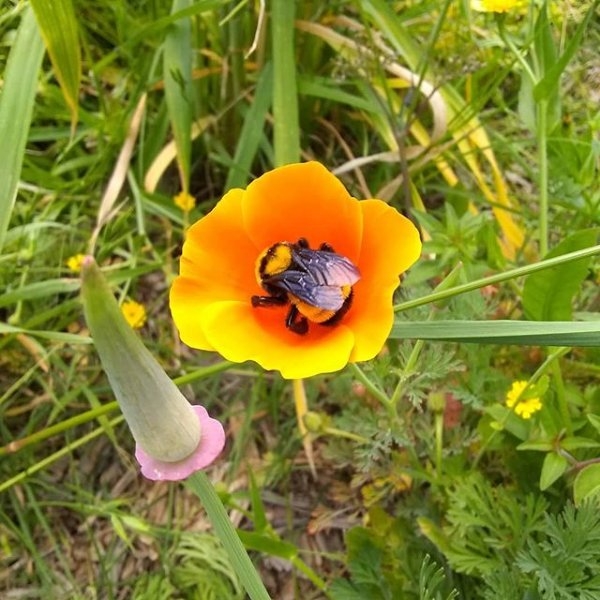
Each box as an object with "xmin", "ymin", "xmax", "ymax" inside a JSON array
[
  {"xmin": 225, "ymin": 62, "xmax": 273, "ymax": 190},
  {"xmin": 391, "ymin": 320, "xmax": 600, "ymax": 347},
  {"xmin": 0, "ymin": 7, "xmax": 44, "ymax": 252},
  {"xmin": 163, "ymin": 0, "xmax": 193, "ymax": 191},
  {"xmin": 30, "ymin": 0, "xmax": 81, "ymax": 127},
  {"xmin": 271, "ymin": 0, "xmax": 300, "ymax": 165}
]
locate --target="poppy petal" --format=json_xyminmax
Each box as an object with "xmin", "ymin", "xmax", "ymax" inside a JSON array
[
  {"xmin": 349, "ymin": 199, "xmax": 421, "ymax": 361},
  {"xmin": 242, "ymin": 162, "xmax": 363, "ymax": 260},
  {"xmin": 199, "ymin": 300, "xmax": 356, "ymax": 379}
]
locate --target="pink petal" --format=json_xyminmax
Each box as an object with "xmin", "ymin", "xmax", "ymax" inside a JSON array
[{"xmin": 135, "ymin": 405, "xmax": 226, "ymax": 481}]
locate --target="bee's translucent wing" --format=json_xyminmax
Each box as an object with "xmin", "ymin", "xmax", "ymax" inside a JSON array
[
  {"xmin": 292, "ymin": 247, "xmax": 360, "ymax": 286},
  {"xmin": 265, "ymin": 270, "xmax": 347, "ymax": 310}
]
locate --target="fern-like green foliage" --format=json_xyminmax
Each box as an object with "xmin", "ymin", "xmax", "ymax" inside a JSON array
[
  {"xmin": 419, "ymin": 555, "xmax": 459, "ymax": 600},
  {"xmin": 436, "ymin": 474, "xmax": 548, "ymax": 575},
  {"xmin": 329, "ymin": 519, "xmax": 460, "ymax": 600},
  {"xmin": 516, "ymin": 501, "xmax": 600, "ymax": 599},
  {"xmin": 133, "ymin": 532, "xmax": 244, "ymax": 600}
]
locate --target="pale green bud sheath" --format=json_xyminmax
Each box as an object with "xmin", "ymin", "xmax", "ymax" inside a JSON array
[{"xmin": 81, "ymin": 255, "xmax": 200, "ymax": 462}]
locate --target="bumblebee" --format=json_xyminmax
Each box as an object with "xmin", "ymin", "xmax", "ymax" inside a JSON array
[{"xmin": 251, "ymin": 237, "xmax": 360, "ymax": 335}]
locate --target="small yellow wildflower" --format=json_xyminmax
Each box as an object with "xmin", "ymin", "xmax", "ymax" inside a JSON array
[
  {"xmin": 471, "ymin": 0, "xmax": 520, "ymax": 13},
  {"xmin": 174, "ymin": 191, "xmax": 196, "ymax": 212},
  {"xmin": 66, "ymin": 253, "xmax": 86, "ymax": 273},
  {"xmin": 506, "ymin": 380, "xmax": 542, "ymax": 419},
  {"xmin": 121, "ymin": 300, "xmax": 147, "ymax": 329}
]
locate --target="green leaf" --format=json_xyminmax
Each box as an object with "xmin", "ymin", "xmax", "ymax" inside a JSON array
[
  {"xmin": 517, "ymin": 71, "xmax": 536, "ymax": 133},
  {"xmin": 522, "ymin": 229, "xmax": 599, "ymax": 321},
  {"xmin": 560, "ymin": 437, "xmax": 600, "ymax": 451},
  {"xmin": 486, "ymin": 404, "xmax": 529, "ymax": 441},
  {"xmin": 540, "ymin": 453, "xmax": 568, "ymax": 491},
  {"xmin": 517, "ymin": 440, "xmax": 553, "ymax": 452},
  {"xmin": 0, "ymin": 7, "xmax": 45, "ymax": 252},
  {"xmin": 225, "ymin": 63, "xmax": 273, "ymax": 190},
  {"xmin": 588, "ymin": 414, "xmax": 600, "ymax": 435},
  {"xmin": 30, "ymin": 0, "xmax": 81, "ymax": 126},
  {"xmin": 573, "ymin": 464, "xmax": 600, "ymax": 507},
  {"xmin": 390, "ymin": 319, "xmax": 600, "ymax": 347},
  {"xmin": 236, "ymin": 531, "xmax": 298, "ymax": 559},
  {"xmin": 163, "ymin": 0, "xmax": 193, "ymax": 190},
  {"xmin": 533, "ymin": 1, "xmax": 599, "ymax": 103}
]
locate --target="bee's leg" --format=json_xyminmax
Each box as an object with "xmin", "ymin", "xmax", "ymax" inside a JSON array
[
  {"xmin": 296, "ymin": 237, "xmax": 309, "ymax": 248},
  {"xmin": 319, "ymin": 242, "xmax": 335, "ymax": 252},
  {"xmin": 285, "ymin": 305, "xmax": 309, "ymax": 335},
  {"xmin": 251, "ymin": 295, "xmax": 288, "ymax": 307}
]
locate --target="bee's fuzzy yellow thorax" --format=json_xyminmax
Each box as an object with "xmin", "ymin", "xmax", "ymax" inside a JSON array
[{"xmin": 256, "ymin": 243, "xmax": 293, "ymax": 281}]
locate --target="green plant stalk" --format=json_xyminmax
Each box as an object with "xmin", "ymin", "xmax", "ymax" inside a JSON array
[
  {"xmin": 434, "ymin": 411, "xmax": 443, "ymax": 480},
  {"xmin": 394, "ymin": 244, "xmax": 600, "ymax": 312},
  {"xmin": 550, "ymin": 350, "xmax": 571, "ymax": 436},
  {"xmin": 187, "ymin": 472, "xmax": 271, "ymax": 600},
  {"xmin": 0, "ymin": 401, "xmax": 118, "ymax": 457},
  {"xmin": 390, "ymin": 338, "xmax": 425, "ymax": 407},
  {"xmin": 348, "ymin": 363, "xmax": 393, "ymax": 415},
  {"xmin": 271, "ymin": 0, "xmax": 300, "ymax": 165},
  {"xmin": 537, "ymin": 99, "xmax": 549, "ymax": 256},
  {"xmin": 0, "ymin": 416, "xmax": 123, "ymax": 494}
]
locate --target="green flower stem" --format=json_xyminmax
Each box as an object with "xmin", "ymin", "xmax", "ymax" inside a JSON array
[
  {"xmin": 537, "ymin": 99, "xmax": 549, "ymax": 256},
  {"xmin": 187, "ymin": 472, "xmax": 271, "ymax": 600},
  {"xmin": 394, "ymin": 244, "xmax": 600, "ymax": 312},
  {"xmin": 549, "ymin": 349, "xmax": 572, "ymax": 436},
  {"xmin": 271, "ymin": 0, "xmax": 300, "ymax": 165},
  {"xmin": 497, "ymin": 17, "xmax": 537, "ymax": 86},
  {"xmin": 390, "ymin": 338, "xmax": 425, "ymax": 408},
  {"xmin": 434, "ymin": 411, "xmax": 443, "ymax": 480},
  {"xmin": 322, "ymin": 426, "xmax": 370, "ymax": 444},
  {"xmin": 349, "ymin": 363, "xmax": 393, "ymax": 418},
  {"xmin": 527, "ymin": 346, "xmax": 572, "ymax": 434}
]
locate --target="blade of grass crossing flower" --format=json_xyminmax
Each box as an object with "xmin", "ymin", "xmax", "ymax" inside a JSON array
[
  {"xmin": 164, "ymin": 0, "xmax": 194, "ymax": 191},
  {"xmin": 271, "ymin": 0, "xmax": 300, "ymax": 166},
  {"xmin": 187, "ymin": 472, "xmax": 271, "ymax": 600},
  {"xmin": 225, "ymin": 62, "xmax": 273, "ymax": 190},
  {"xmin": 0, "ymin": 7, "xmax": 44, "ymax": 253},
  {"xmin": 30, "ymin": 0, "xmax": 81, "ymax": 128},
  {"xmin": 390, "ymin": 320, "xmax": 600, "ymax": 347},
  {"xmin": 394, "ymin": 243, "xmax": 600, "ymax": 313}
]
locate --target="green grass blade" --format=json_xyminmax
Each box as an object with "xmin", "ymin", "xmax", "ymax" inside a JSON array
[
  {"xmin": 0, "ymin": 323, "xmax": 91, "ymax": 344},
  {"xmin": 0, "ymin": 7, "xmax": 45, "ymax": 252},
  {"xmin": 0, "ymin": 279, "xmax": 80, "ymax": 309},
  {"xmin": 225, "ymin": 62, "xmax": 273, "ymax": 190},
  {"xmin": 30, "ymin": 0, "xmax": 81, "ymax": 126},
  {"xmin": 271, "ymin": 0, "xmax": 300, "ymax": 165},
  {"xmin": 163, "ymin": 0, "xmax": 193, "ymax": 190},
  {"xmin": 390, "ymin": 320, "xmax": 600, "ymax": 347}
]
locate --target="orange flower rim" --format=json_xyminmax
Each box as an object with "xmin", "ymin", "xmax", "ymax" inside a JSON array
[{"xmin": 170, "ymin": 162, "xmax": 421, "ymax": 379}]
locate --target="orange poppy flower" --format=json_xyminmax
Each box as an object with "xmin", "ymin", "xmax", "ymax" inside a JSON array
[{"xmin": 170, "ymin": 162, "xmax": 421, "ymax": 379}]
